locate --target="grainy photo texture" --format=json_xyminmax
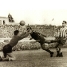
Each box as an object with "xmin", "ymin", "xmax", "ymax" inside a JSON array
[{"xmin": 0, "ymin": 0, "xmax": 67, "ymax": 67}]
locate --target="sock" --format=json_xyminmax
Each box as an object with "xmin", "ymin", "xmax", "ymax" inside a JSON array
[{"xmin": 45, "ymin": 49, "xmax": 53, "ymax": 53}]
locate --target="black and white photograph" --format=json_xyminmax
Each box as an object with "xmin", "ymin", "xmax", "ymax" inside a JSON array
[{"xmin": 0, "ymin": 0, "xmax": 67, "ymax": 67}]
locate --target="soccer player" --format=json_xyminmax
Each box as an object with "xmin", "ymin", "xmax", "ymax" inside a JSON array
[
  {"xmin": 51, "ymin": 21, "xmax": 67, "ymax": 57},
  {"xmin": 56, "ymin": 21, "xmax": 67, "ymax": 57},
  {"xmin": 0, "ymin": 30, "xmax": 30, "ymax": 61},
  {"xmin": 27, "ymin": 26, "xmax": 54, "ymax": 57}
]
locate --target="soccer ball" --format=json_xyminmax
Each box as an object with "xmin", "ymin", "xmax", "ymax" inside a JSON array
[{"xmin": 20, "ymin": 20, "xmax": 25, "ymax": 26}]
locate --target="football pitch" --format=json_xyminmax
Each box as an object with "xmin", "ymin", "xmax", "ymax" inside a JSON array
[{"xmin": 0, "ymin": 48, "xmax": 67, "ymax": 67}]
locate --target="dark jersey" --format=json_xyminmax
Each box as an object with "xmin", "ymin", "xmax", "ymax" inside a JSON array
[{"xmin": 30, "ymin": 32, "xmax": 45, "ymax": 44}]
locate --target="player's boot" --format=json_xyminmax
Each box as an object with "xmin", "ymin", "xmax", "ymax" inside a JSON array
[
  {"xmin": 59, "ymin": 52, "xmax": 63, "ymax": 57},
  {"xmin": 0, "ymin": 56, "xmax": 2, "ymax": 61},
  {"xmin": 50, "ymin": 52, "xmax": 54, "ymax": 57},
  {"xmin": 56, "ymin": 54, "xmax": 59, "ymax": 57},
  {"xmin": 56, "ymin": 51, "xmax": 60, "ymax": 57}
]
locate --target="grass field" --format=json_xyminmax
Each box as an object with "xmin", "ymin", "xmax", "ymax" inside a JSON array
[{"xmin": 0, "ymin": 48, "xmax": 67, "ymax": 67}]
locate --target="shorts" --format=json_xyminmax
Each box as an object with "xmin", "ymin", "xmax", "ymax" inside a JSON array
[
  {"xmin": 3, "ymin": 44, "xmax": 12, "ymax": 54},
  {"xmin": 39, "ymin": 38, "xmax": 45, "ymax": 45},
  {"xmin": 55, "ymin": 37, "xmax": 66, "ymax": 48},
  {"xmin": 57, "ymin": 37, "xmax": 66, "ymax": 45}
]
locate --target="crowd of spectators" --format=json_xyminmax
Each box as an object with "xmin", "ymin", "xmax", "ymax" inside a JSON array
[{"xmin": 0, "ymin": 25, "xmax": 59, "ymax": 50}]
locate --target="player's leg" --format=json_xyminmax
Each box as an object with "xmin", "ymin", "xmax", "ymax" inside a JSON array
[
  {"xmin": 0, "ymin": 52, "xmax": 7, "ymax": 61},
  {"xmin": 56, "ymin": 46, "xmax": 63, "ymax": 57},
  {"xmin": 55, "ymin": 43, "xmax": 60, "ymax": 57},
  {"xmin": 3, "ymin": 53, "xmax": 7, "ymax": 58},
  {"xmin": 1, "ymin": 53, "xmax": 16, "ymax": 61},
  {"xmin": 7, "ymin": 53, "xmax": 16, "ymax": 61},
  {"xmin": 59, "ymin": 37, "xmax": 67, "ymax": 57},
  {"xmin": 41, "ymin": 43, "xmax": 54, "ymax": 57},
  {"xmin": 56, "ymin": 37, "xmax": 66, "ymax": 57},
  {"xmin": 55, "ymin": 41, "xmax": 63, "ymax": 57},
  {"xmin": 0, "ymin": 49, "xmax": 8, "ymax": 61},
  {"xmin": 1, "ymin": 44, "xmax": 13, "ymax": 61},
  {"xmin": 1, "ymin": 56, "xmax": 10, "ymax": 61},
  {"xmin": 56, "ymin": 47, "xmax": 61, "ymax": 57},
  {"xmin": 2, "ymin": 45, "xmax": 8, "ymax": 58}
]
